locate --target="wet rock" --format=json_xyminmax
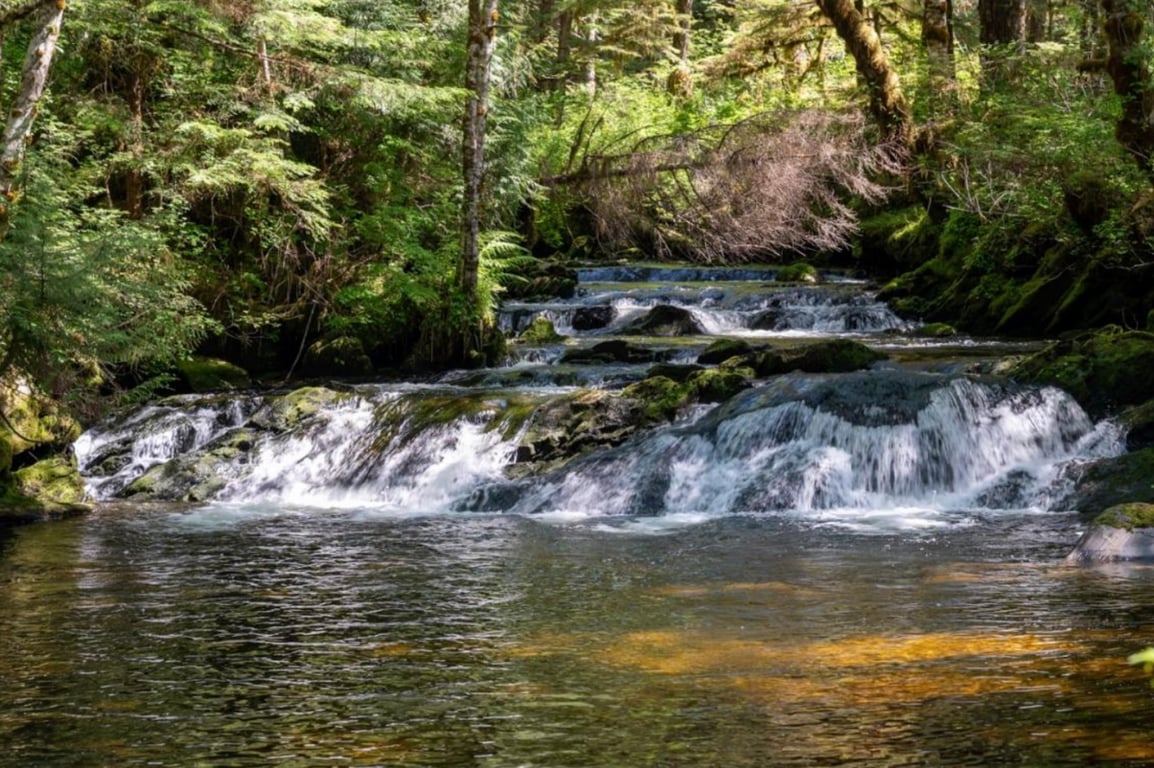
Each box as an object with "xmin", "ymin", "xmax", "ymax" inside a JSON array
[
  {"xmin": 248, "ymin": 387, "xmax": 352, "ymax": 433},
  {"xmin": 1120, "ymin": 400, "xmax": 1154, "ymax": 451},
  {"xmin": 1060, "ymin": 447, "xmax": 1154, "ymax": 515},
  {"xmin": 645, "ymin": 363, "xmax": 704, "ymax": 382},
  {"xmin": 622, "ymin": 304, "xmax": 705, "ymax": 336},
  {"xmin": 697, "ymin": 338, "xmax": 754, "ymax": 365},
  {"xmin": 750, "ymin": 339, "xmax": 886, "ymax": 378},
  {"xmin": 123, "ymin": 428, "xmax": 258, "ymax": 502},
  {"xmin": 913, "ymin": 322, "xmax": 957, "ymax": 338},
  {"xmin": 13, "ymin": 456, "xmax": 87, "ymax": 506},
  {"xmin": 559, "ymin": 340, "xmax": 663, "ymax": 365},
  {"xmin": 510, "ymin": 390, "xmax": 649, "ymax": 473},
  {"xmin": 571, "ymin": 305, "xmax": 616, "ymax": 331},
  {"xmin": 518, "ymin": 317, "xmax": 565, "ymax": 344},
  {"xmin": 1066, "ymin": 503, "xmax": 1154, "ymax": 562},
  {"xmin": 687, "ymin": 368, "xmax": 752, "ymax": 404}
]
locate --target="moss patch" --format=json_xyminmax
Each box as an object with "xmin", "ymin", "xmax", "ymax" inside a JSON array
[
  {"xmin": 177, "ymin": 357, "xmax": 251, "ymax": 392},
  {"xmin": 776, "ymin": 262, "xmax": 820, "ymax": 284},
  {"xmin": 517, "ymin": 317, "xmax": 565, "ymax": 344},
  {"xmin": 13, "ymin": 456, "xmax": 86, "ymax": 506},
  {"xmin": 1094, "ymin": 503, "xmax": 1154, "ymax": 531}
]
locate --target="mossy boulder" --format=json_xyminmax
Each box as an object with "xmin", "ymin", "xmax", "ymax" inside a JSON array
[
  {"xmin": 855, "ymin": 205, "xmax": 939, "ymax": 275},
  {"xmin": 1065, "ymin": 503, "xmax": 1154, "ymax": 563},
  {"xmin": 248, "ymin": 387, "xmax": 351, "ymax": 433},
  {"xmin": 123, "ymin": 428, "xmax": 257, "ymax": 502},
  {"xmin": 301, "ymin": 336, "xmax": 373, "ymax": 377},
  {"xmin": 622, "ymin": 376, "xmax": 689, "ymax": 422},
  {"xmin": 177, "ymin": 357, "xmax": 251, "ymax": 392},
  {"xmin": 697, "ymin": 338, "xmax": 754, "ymax": 365},
  {"xmin": 13, "ymin": 456, "xmax": 87, "ymax": 506},
  {"xmin": 621, "ymin": 305, "xmax": 705, "ymax": 336},
  {"xmin": 913, "ymin": 322, "xmax": 957, "ymax": 338},
  {"xmin": 687, "ymin": 368, "xmax": 752, "ymax": 404},
  {"xmin": 1009, "ymin": 328, "xmax": 1154, "ymax": 416},
  {"xmin": 1120, "ymin": 400, "xmax": 1154, "ymax": 451},
  {"xmin": 518, "ymin": 317, "xmax": 565, "ymax": 344},
  {"xmin": 0, "ymin": 380, "xmax": 83, "ymax": 457},
  {"xmin": 560, "ymin": 340, "xmax": 664, "ymax": 365},
  {"xmin": 645, "ymin": 363, "xmax": 704, "ymax": 383},
  {"xmin": 1061, "ymin": 447, "xmax": 1154, "ymax": 515},
  {"xmin": 776, "ymin": 262, "xmax": 821, "ymax": 284},
  {"xmin": 750, "ymin": 339, "xmax": 887, "ymax": 377},
  {"xmin": 510, "ymin": 390, "xmax": 649, "ymax": 472}
]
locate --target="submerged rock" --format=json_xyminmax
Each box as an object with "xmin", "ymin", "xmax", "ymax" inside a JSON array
[
  {"xmin": 1066, "ymin": 503, "xmax": 1154, "ymax": 563},
  {"xmin": 621, "ymin": 304, "xmax": 705, "ymax": 336}
]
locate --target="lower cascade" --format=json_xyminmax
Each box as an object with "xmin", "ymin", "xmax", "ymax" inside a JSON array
[{"xmin": 75, "ymin": 371, "xmax": 1123, "ymax": 527}]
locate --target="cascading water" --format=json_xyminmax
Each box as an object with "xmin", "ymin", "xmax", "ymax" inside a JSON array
[{"xmin": 73, "ymin": 265, "xmax": 1124, "ymax": 532}]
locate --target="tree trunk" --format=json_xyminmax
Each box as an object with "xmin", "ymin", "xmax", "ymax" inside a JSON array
[
  {"xmin": 461, "ymin": 0, "xmax": 499, "ymax": 305},
  {"xmin": 673, "ymin": 0, "xmax": 692, "ymax": 64},
  {"xmin": 814, "ymin": 0, "xmax": 911, "ymax": 144},
  {"xmin": 922, "ymin": 0, "xmax": 955, "ymax": 105},
  {"xmin": 1099, "ymin": 0, "xmax": 1154, "ymax": 180},
  {"xmin": 0, "ymin": 1, "xmax": 65, "ymax": 206},
  {"xmin": 978, "ymin": 0, "xmax": 1026, "ymax": 81}
]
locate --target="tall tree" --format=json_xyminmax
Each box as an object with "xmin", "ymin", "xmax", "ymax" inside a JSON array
[
  {"xmin": 922, "ymin": 0, "xmax": 955, "ymax": 105},
  {"xmin": 814, "ymin": 0, "xmax": 911, "ymax": 144},
  {"xmin": 978, "ymin": 0, "xmax": 1026, "ymax": 81},
  {"xmin": 461, "ymin": 0, "xmax": 499, "ymax": 307},
  {"xmin": 0, "ymin": 0, "xmax": 66, "ymax": 216}
]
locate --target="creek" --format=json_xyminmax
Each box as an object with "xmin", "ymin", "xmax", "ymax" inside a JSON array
[{"xmin": 3, "ymin": 266, "xmax": 1154, "ymax": 766}]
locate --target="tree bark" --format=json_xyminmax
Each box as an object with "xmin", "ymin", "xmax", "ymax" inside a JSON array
[
  {"xmin": 461, "ymin": 0, "xmax": 499, "ymax": 304},
  {"xmin": 0, "ymin": 0, "xmax": 65, "ymax": 204},
  {"xmin": 1099, "ymin": 0, "xmax": 1154, "ymax": 180},
  {"xmin": 922, "ymin": 0, "xmax": 955, "ymax": 104},
  {"xmin": 978, "ymin": 0, "xmax": 1026, "ymax": 81},
  {"xmin": 814, "ymin": 0, "xmax": 910, "ymax": 144}
]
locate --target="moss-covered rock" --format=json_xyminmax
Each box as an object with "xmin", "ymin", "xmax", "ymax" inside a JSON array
[
  {"xmin": 1066, "ymin": 503, "xmax": 1154, "ymax": 563},
  {"xmin": 0, "ymin": 380, "xmax": 83, "ymax": 457},
  {"xmin": 13, "ymin": 456, "xmax": 87, "ymax": 506},
  {"xmin": 622, "ymin": 376, "xmax": 689, "ymax": 422},
  {"xmin": 645, "ymin": 363, "xmax": 704, "ymax": 382},
  {"xmin": 560, "ymin": 340, "xmax": 663, "ymax": 365},
  {"xmin": 248, "ymin": 387, "xmax": 351, "ymax": 433},
  {"xmin": 123, "ymin": 428, "xmax": 257, "ymax": 502},
  {"xmin": 776, "ymin": 262, "xmax": 821, "ymax": 284},
  {"xmin": 855, "ymin": 205, "xmax": 940, "ymax": 275},
  {"xmin": 301, "ymin": 336, "xmax": 373, "ymax": 377},
  {"xmin": 518, "ymin": 317, "xmax": 565, "ymax": 344},
  {"xmin": 177, "ymin": 357, "xmax": 251, "ymax": 392},
  {"xmin": 510, "ymin": 390, "xmax": 649, "ymax": 473},
  {"xmin": 571, "ymin": 305, "xmax": 616, "ymax": 331},
  {"xmin": 1061, "ymin": 447, "xmax": 1154, "ymax": 515},
  {"xmin": 697, "ymin": 338, "xmax": 754, "ymax": 365},
  {"xmin": 1009, "ymin": 328, "xmax": 1154, "ymax": 416},
  {"xmin": 913, "ymin": 322, "xmax": 957, "ymax": 338},
  {"xmin": 687, "ymin": 368, "xmax": 752, "ymax": 403},
  {"xmin": 621, "ymin": 304, "xmax": 705, "ymax": 336},
  {"xmin": 751, "ymin": 339, "xmax": 887, "ymax": 377},
  {"xmin": 1120, "ymin": 400, "xmax": 1154, "ymax": 451}
]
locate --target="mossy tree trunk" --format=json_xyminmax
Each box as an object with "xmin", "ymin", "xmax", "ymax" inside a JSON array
[
  {"xmin": 978, "ymin": 0, "xmax": 1026, "ymax": 82},
  {"xmin": 922, "ymin": 0, "xmax": 955, "ymax": 107},
  {"xmin": 1098, "ymin": 0, "xmax": 1154, "ymax": 181},
  {"xmin": 814, "ymin": 0, "xmax": 911, "ymax": 145}
]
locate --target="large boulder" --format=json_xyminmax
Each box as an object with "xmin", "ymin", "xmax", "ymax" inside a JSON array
[
  {"xmin": 517, "ymin": 317, "xmax": 565, "ymax": 344},
  {"xmin": 301, "ymin": 336, "xmax": 373, "ymax": 377},
  {"xmin": 697, "ymin": 338, "xmax": 754, "ymax": 365},
  {"xmin": 176, "ymin": 357, "xmax": 251, "ymax": 392},
  {"xmin": 1066, "ymin": 503, "xmax": 1154, "ymax": 563},
  {"xmin": 247, "ymin": 386, "xmax": 352, "ymax": 433},
  {"xmin": 123, "ymin": 428, "xmax": 258, "ymax": 502},
  {"xmin": 622, "ymin": 305, "xmax": 705, "ymax": 336},
  {"xmin": 1060, "ymin": 447, "xmax": 1154, "ymax": 515}
]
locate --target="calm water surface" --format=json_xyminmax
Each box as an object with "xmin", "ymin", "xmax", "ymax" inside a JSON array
[{"xmin": 2, "ymin": 506, "xmax": 1154, "ymax": 767}]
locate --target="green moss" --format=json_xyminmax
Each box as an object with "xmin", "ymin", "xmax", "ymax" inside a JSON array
[
  {"xmin": 518, "ymin": 317, "xmax": 565, "ymax": 344},
  {"xmin": 753, "ymin": 340, "xmax": 885, "ymax": 377},
  {"xmin": 855, "ymin": 206, "xmax": 939, "ymax": 273},
  {"xmin": 687, "ymin": 368, "xmax": 751, "ymax": 403},
  {"xmin": 622, "ymin": 376, "xmax": 690, "ymax": 421},
  {"xmin": 177, "ymin": 357, "xmax": 251, "ymax": 392},
  {"xmin": 250, "ymin": 386, "xmax": 351, "ymax": 433},
  {"xmin": 697, "ymin": 338, "xmax": 754, "ymax": 365},
  {"xmin": 13, "ymin": 456, "xmax": 86, "ymax": 506},
  {"xmin": 1094, "ymin": 503, "xmax": 1154, "ymax": 531},
  {"xmin": 913, "ymin": 322, "xmax": 957, "ymax": 338},
  {"xmin": 776, "ymin": 262, "xmax": 820, "ymax": 284}
]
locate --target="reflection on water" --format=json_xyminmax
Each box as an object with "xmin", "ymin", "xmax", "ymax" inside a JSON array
[{"xmin": 2, "ymin": 507, "xmax": 1154, "ymax": 767}]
